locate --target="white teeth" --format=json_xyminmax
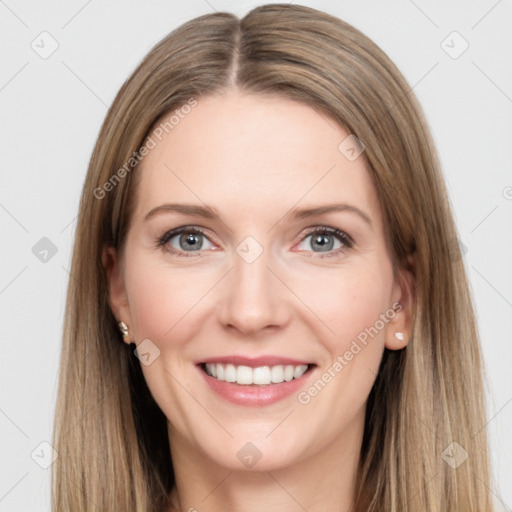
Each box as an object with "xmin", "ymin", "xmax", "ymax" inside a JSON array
[
  {"xmin": 205, "ymin": 363, "xmax": 216, "ymax": 377},
  {"xmin": 271, "ymin": 365, "xmax": 284, "ymax": 383},
  {"xmin": 236, "ymin": 365, "xmax": 253, "ymax": 385},
  {"xmin": 224, "ymin": 364, "xmax": 237, "ymax": 383},
  {"xmin": 285, "ymin": 365, "xmax": 296, "ymax": 381},
  {"xmin": 204, "ymin": 363, "xmax": 309, "ymax": 385},
  {"xmin": 293, "ymin": 365, "xmax": 305, "ymax": 379},
  {"xmin": 253, "ymin": 365, "xmax": 272, "ymax": 384}
]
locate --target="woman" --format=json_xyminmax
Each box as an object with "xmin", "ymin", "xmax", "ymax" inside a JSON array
[{"xmin": 52, "ymin": 4, "xmax": 495, "ymax": 511}]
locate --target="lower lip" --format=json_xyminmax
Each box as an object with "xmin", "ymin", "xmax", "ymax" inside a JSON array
[{"xmin": 197, "ymin": 364, "xmax": 315, "ymax": 407}]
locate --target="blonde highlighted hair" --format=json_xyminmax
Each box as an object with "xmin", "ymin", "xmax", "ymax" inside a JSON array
[{"xmin": 52, "ymin": 4, "xmax": 494, "ymax": 511}]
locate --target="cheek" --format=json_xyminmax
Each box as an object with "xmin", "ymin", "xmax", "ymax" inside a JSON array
[
  {"xmin": 292, "ymin": 260, "xmax": 394, "ymax": 401},
  {"xmin": 299, "ymin": 260, "xmax": 394, "ymax": 404},
  {"xmin": 123, "ymin": 253, "xmax": 213, "ymax": 416},
  {"xmin": 337, "ymin": 273, "xmax": 390, "ymax": 348},
  {"xmin": 124, "ymin": 250, "xmax": 216, "ymax": 347},
  {"xmin": 290, "ymin": 263, "xmax": 393, "ymax": 429},
  {"xmin": 289, "ymin": 258, "xmax": 394, "ymax": 350}
]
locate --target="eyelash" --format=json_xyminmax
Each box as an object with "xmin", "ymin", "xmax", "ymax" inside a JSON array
[{"xmin": 156, "ymin": 226, "xmax": 354, "ymax": 259}]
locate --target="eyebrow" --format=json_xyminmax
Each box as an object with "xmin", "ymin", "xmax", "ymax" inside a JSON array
[{"xmin": 144, "ymin": 202, "xmax": 372, "ymax": 227}]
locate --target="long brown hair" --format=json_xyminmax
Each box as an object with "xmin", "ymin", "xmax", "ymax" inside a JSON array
[{"xmin": 52, "ymin": 4, "xmax": 494, "ymax": 510}]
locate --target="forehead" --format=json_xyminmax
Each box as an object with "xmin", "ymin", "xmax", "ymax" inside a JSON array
[{"xmin": 134, "ymin": 91, "xmax": 381, "ymax": 228}]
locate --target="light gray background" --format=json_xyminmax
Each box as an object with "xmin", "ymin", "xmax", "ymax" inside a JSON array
[{"xmin": 1, "ymin": 1, "xmax": 511, "ymax": 510}]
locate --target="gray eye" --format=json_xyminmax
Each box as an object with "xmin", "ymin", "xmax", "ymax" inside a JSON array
[
  {"xmin": 310, "ymin": 233, "xmax": 334, "ymax": 252},
  {"xmin": 299, "ymin": 233, "xmax": 343, "ymax": 253},
  {"xmin": 169, "ymin": 231, "xmax": 214, "ymax": 252}
]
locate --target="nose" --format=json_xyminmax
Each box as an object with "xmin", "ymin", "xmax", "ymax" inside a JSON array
[{"xmin": 216, "ymin": 244, "xmax": 291, "ymax": 336}]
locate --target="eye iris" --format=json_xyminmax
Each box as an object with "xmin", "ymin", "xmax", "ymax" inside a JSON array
[
  {"xmin": 312, "ymin": 233, "xmax": 333, "ymax": 252},
  {"xmin": 180, "ymin": 232, "xmax": 202, "ymax": 251}
]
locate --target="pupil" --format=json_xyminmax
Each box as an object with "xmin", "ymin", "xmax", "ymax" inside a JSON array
[
  {"xmin": 181, "ymin": 232, "xmax": 201, "ymax": 250},
  {"xmin": 313, "ymin": 234, "xmax": 333, "ymax": 252}
]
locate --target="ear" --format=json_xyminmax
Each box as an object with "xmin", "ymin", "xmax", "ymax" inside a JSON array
[
  {"xmin": 385, "ymin": 253, "xmax": 415, "ymax": 350},
  {"xmin": 102, "ymin": 245, "xmax": 133, "ymax": 344}
]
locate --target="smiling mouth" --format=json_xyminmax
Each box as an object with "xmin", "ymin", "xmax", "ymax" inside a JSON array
[{"xmin": 199, "ymin": 362, "xmax": 315, "ymax": 386}]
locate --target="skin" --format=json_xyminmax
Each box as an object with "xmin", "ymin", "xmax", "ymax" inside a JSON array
[{"xmin": 104, "ymin": 90, "xmax": 414, "ymax": 512}]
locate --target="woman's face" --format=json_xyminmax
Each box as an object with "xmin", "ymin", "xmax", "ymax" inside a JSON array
[{"xmin": 106, "ymin": 90, "xmax": 412, "ymax": 472}]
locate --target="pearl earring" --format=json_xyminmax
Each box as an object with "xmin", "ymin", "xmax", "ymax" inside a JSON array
[
  {"xmin": 394, "ymin": 331, "xmax": 404, "ymax": 342},
  {"xmin": 118, "ymin": 321, "xmax": 129, "ymax": 342}
]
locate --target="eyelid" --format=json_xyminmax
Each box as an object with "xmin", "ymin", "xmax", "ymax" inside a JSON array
[{"xmin": 298, "ymin": 225, "xmax": 353, "ymax": 244}]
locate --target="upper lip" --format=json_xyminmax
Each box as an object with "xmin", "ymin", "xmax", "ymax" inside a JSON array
[{"xmin": 197, "ymin": 355, "xmax": 314, "ymax": 368}]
